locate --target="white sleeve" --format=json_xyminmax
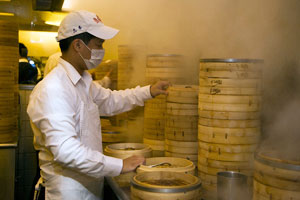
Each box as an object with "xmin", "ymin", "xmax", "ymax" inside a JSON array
[
  {"xmin": 27, "ymin": 84, "xmax": 123, "ymax": 178},
  {"xmin": 94, "ymin": 76, "xmax": 111, "ymax": 88},
  {"xmin": 91, "ymin": 83, "xmax": 153, "ymax": 116}
]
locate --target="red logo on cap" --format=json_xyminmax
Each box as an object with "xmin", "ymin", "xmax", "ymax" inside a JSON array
[{"xmin": 93, "ymin": 15, "xmax": 102, "ymax": 23}]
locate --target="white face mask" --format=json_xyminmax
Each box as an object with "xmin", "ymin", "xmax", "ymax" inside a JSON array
[{"xmin": 78, "ymin": 40, "xmax": 105, "ymax": 70}]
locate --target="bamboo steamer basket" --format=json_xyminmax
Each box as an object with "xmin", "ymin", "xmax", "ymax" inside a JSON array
[
  {"xmin": 167, "ymin": 103, "xmax": 198, "ymax": 116},
  {"xmin": 165, "ymin": 140, "xmax": 198, "ymax": 154},
  {"xmin": 143, "ymin": 131, "xmax": 164, "ymax": 140},
  {"xmin": 199, "ymin": 94, "xmax": 261, "ymax": 104},
  {"xmin": 104, "ymin": 143, "xmax": 152, "ymax": 159},
  {"xmin": 166, "ymin": 115, "xmax": 198, "ymax": 128},
  {"xmin": 199, "ymin": 70, "xmax": 261, "ymax": 79},
  {"xmin": 253, "ymin": 179, "xmax": 300, "ymax": 200},
  {"xmin": 198, "ymin": 118, "xmax": 260, "ymax": 128},
  {"xmin": 198, "ymin": 110, "xmax": 260, "ymax": 120},
  {"xmin": 144, "ymin": 95, "xmax": 166, "ymax": 153},
  {"xmin": 131, "ymin": 171, "xmax": 201, "ymax": 200},
  {"xmin": 143, "ymin": 138, "xmax": 164, "ymax": 157},
  {"xmin": 146, "ymin": 54, "xmax": 183, "ymax": 84},
  {"xmin": 198, "ymin": 124, "xmax": 260, "ymax": 137},
  {"xmin": 253, "ymin": 150, "xmax": 300, "ymax": 199},
  {"xmin": 199, "ymin": 61, "xmax": 262, "ymax": 72},
  {"xmin": 165, "ymin": 127, "xmax": 198, "ymax": 142},
  {"xmin": 199, "ymin": 86, "xmax": 261, "ymax": 95},
  {"xmin": 198, "ymin": 130, "xmax": 260, "ymax": 145},
  {"xmin": 165, "ymin": 151, "xmax": 198, "ymax": 164},
  {"xmin": 137, "ymin": 157, "xmax": 195, "ymax": 175},
  {"xmin": 199, "ymin": 141, "xmax": 257, "ymax": 154},
  {"xmin": 0, "ymin": 19, "xmax": 18, "ymax": 143},
  {"xmin": 199, "ymin": 77, "xmax": 261, "ymax": 89},
  {"xmin": 199, "ymin": 102, "xmax": 260, "ymax": 112},
  {"xmin": 167, "ymin": 85, "xmax": 199, "ymax": 104},
  {"xmin": 104, "ymin": 143, "xmax": 152, "ymax": 186}
]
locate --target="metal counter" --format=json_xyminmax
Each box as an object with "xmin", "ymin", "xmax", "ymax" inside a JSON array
[{"xmin": 105, "ymin": 177, "xmax": 131, "ymax": 200}]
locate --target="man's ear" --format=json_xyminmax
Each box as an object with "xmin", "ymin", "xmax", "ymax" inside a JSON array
[{"xmin": 72, "ymin": 39, "xmax": 82, "ymax": 52}]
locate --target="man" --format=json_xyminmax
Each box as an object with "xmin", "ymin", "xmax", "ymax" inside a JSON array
[
  {"xmin": 27, "ymin": 10, "xmax": 168, "ymax": 200},
  {"xmin": 19, "ymin": 43, "xmax": 38, "ymax": 84}
]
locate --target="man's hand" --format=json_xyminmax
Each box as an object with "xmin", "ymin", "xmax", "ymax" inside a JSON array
[
  {"xmin": 150, "ymin": 80, "xmax": 170, "ymax": 97},
  {"xmin": 121, "ymin": 155, "xmax": 145, "ymax": 174}
]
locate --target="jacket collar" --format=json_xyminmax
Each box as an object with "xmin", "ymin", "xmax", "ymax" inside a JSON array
[{"xmin": 59, "ymin": 58, "xmax": 93, "ymax": 92}]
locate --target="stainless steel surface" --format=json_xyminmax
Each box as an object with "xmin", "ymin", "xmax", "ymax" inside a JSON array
[
  {"xmin": 19, "ymin": 84, "xmax": 35, "ymax": 90},
  {"xmin": 199, "ymin": 58, "xmax": 264, "ymax": 63},
  {"xmin": 0, "ymin": 146, "xmax": 16, "ymax": 200},
  {"xmin": 0, "ymin": 142, "xmax": 17, "ymax": 148},
  {"xmin": 105, "ymin": 177, "xmax": 130, "ymax": 200},
  {"xmin": 217, "ymin": 171, "xmax": 249, "ymax": 200}
]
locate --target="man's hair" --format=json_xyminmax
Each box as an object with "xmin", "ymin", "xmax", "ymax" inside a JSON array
[
  {"xmin": 59, "ymin": 32, "xmax": 96, "ymax": 52},
  {"xmin": 19, "ymin": 43, "xmax": 28, "ymax": 58}
]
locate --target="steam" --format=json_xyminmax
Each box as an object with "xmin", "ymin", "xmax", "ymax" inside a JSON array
[{"xmin": 67, "ymin": 0, "xmax": 300, "ymax": 157}]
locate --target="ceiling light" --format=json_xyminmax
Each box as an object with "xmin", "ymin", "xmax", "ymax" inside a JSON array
[{"xmin": 0, "ymin": 12, "xmax": 14, "ymax": 16}]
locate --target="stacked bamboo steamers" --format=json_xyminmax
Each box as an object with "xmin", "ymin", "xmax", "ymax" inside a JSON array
[
  {"xmin": 143, "ymin": 54, "xmax": 183, "ymax": 156},
  {"xmin": 197, "ymin": 59, "xmax": 263, "ymax": 199},
  {"xmin": 165, "ymin": 85, "xmax": 199, "ymax": 165},
  {"xmin": 0, "ymin": 19, "xmax": 18, "ymax": 143}
]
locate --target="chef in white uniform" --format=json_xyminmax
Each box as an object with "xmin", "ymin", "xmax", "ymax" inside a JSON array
[{"xmin": 27, "ymin": 10, "xmax": 169, "ymax": 200}]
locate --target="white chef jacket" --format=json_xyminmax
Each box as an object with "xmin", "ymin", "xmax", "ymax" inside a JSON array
[{"xmin": 27, "ymin": 58, "xmax": 152, "ymax": 200}]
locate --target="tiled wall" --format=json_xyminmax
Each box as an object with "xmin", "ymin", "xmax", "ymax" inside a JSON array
[{"xmin": 15, "ymin": 86, "xmax": 38, "ymax": 200}]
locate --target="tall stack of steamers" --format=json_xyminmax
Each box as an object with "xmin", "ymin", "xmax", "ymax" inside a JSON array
[
  {"xmin": 0, "ymin": 19, "xmax": 18, "ymax": 143},
  {"xmin": 143, "ymin": 54, "xmax": 183, "ymax": 156},
  {"xmin": 165, "ymin": 85, "xmax": 198, "ymax": 165},
  {"xmin": 197, "ymin": 59, "xmax": 263, "ymax": 199}
]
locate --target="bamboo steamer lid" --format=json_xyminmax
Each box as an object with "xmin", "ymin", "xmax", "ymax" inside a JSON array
[
  {"xmin": 254, "ymin": 150, "xmax": 300, "ymax": 192},
  {"xmin": 198, "ymin": 118, "xmax": 260, "ymax": 128},
  {"xmin": 198, "ymin": 102, "xmax": 260, "ymax": 112},
  {"xmin": 199, "ymin": 62, "xmax": 262, "ymax": 72},
  {"xmin": 131, "ymin": 171, "xmax": 201, "ymax": 200},
  {"xmin": 199, "ymin": 94, "xmax": 261, "ymax": 104},
  {"xmin": 137, "ymin": 157, "xmax": 195, "ymax": 175},
  {"xmin": 253, "ymin": 178, "xmax": 300, "ymax": 200},
  {"xmin": 104, "ymin": 143, "xmax": 152, "ymax": 159},
  {"xmin": 199, "ymin": 86, "xmax": 261, "ymax": 95},
  {"xmin": 198, "ymin": 124, "xmax": 260, "ymax": 137},
  {"xmin": 199, "ymin": 78, "xmax": 261, "ymax": 88},
  {"xmin": 199, "ymin": 110, "xmax": 260, "ymax": 120},
  {"xmin": 198, "ymin": 131, "xmax": 260, "ymax": 145}
]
